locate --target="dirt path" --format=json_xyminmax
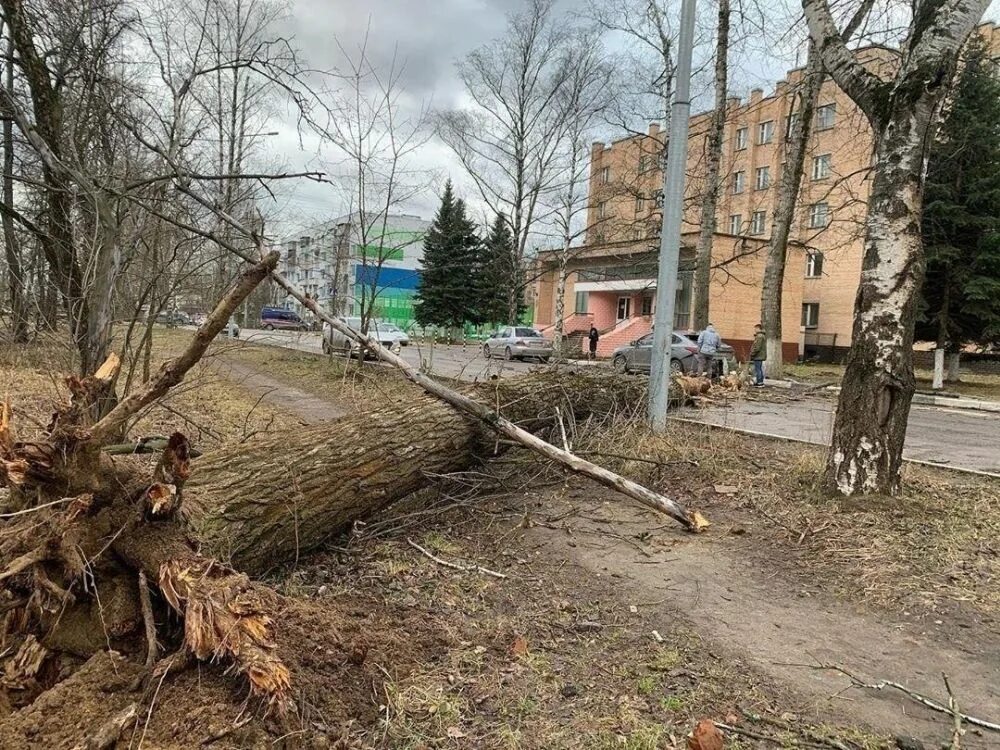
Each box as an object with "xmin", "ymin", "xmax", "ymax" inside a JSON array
[
  {"xmin": 209, "ymin": 357, "xmax": 347, "ymax": 423},
  {"xmin": 200, "ymin": 359, "xmax": 1000, "ymax": 745},
  {"xmin": 524, "ymin": 497, "xmax": 1000, "ymax": 748}
]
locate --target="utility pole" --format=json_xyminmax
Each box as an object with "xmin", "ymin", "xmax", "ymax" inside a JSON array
[{"xmin": 648, "ymin": 0, "xmax": 698, "ymax": 431}]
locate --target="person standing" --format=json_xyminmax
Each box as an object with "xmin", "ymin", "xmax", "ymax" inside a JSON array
[
  {"xmin": 749, "ymin": 323, "xmax": 766, "ymax": 386},
  {"xmin": 588, "ymin": 326, "xmax": 600, "ymax": 360},
  {"xmin": 696, "ymin": 323, "xmax": 721, "ymax": 377}
]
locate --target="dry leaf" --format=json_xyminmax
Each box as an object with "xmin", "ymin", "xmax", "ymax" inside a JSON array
[
  {"xmin": 713, "ymin": 485, "xmax": 738, "ymax": 495},
  {"xmin": 446, "ymin": 726, "xmax": 467, "ymax": 738},
  {"xmin": 510, "ymin": 634, "xmax": 529, "ymax": 657},
  {"xmin": 687, "ymin": 719, "xmax": 724, "ymax": 750}
]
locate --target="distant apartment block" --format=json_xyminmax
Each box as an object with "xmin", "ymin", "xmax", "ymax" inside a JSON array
[
  {"xmin": 275, "ymin": 213, "xmax": 429, "ymax": 326},
  {"xmin": 532, "ymin": 24, "xmax": 1000, "ymax": 360}
]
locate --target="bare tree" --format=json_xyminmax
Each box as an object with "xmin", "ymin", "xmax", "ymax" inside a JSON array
[
  {"xmin": 548, "ymin": 34, "xmax": 614, "ymax": 358},
  {"xmin": 1, "ymin": 26, "xmax": 26, "ymax": 342},
  {"xmin": 439, "ymin": 0, "xmax": 574, "ymax": 324},
  {"xmin": 758, "ymin": 1, "xmax": 875, "ymax": 378},
  {"xmin": 324, "ymin": 35, "xmax": 433, "ymax": 337},
  {"xmin": 691, "ymin": 0, "xmax": 730, "ymax": 330},
  {"xmin": 803, "ymin": 0, "xmax": 990, "ymax": 495}
]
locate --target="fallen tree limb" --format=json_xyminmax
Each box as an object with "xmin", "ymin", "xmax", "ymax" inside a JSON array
[
  {"xmin": 407, "ymin": 537, "xmax": 507, "ymax": 579},
  {"xmin": 814, "ymin": 663, "xmax": 1000, "ymax": 733},
  {"xmin": 89, "ymin": 251, "xmax": 278, "ymax": 444},
  {"xmin": 169, "ymin": 192, "xmax": 702, "ymax": 536}
]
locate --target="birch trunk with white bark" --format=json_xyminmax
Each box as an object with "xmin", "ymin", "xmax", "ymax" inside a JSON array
[{"xmin": 805, "ymin": 0, "xmax": 990, "ymax": 495}]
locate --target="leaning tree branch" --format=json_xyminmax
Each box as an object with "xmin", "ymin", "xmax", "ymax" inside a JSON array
[{"xmin": 88, "ymin": 251, "xmax": 279, "ymax": 443}]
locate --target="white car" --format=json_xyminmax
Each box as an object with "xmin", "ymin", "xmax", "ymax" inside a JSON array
[
  {"xmin": 322, "ymin": 317, "xmax": 402, "ymax": 358},
  {"xmin": 483, "ymin": 326, "xmax": 553, "ymax": 362}
]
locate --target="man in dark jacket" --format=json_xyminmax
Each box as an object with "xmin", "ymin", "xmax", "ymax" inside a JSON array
[
  {"xmin": 749, "ymin": 324, "xmax": 766, "ymax": 386},
  {"xmin": 588, "ymin": 326, "xmax": 599, "ymax": 360}
]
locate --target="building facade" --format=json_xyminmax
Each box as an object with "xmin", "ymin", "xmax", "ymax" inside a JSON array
[
  {"xmin": 276, "ymin": 213, "xmax": 429, "ymax": 327},
  {"xmin": 533, "ymin": 26, "xmax": 1000, "ymax": 359}
]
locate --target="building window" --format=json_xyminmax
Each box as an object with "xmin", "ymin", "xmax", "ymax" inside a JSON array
[
  {"xmin": 574, "ymin": 291, "xmax": 589, "ymax": 314},
  {"xmin": 632, "ymin": 227, "xmax": 643, "ymax": 241},
  {"xmin": 728, "ymin": 214, "xmax": 742, "ymax": 234},
  {"xmin": 735, "ymin": 127, "xmax": 748, "ymax": 150},
  {"xmin": 806, "ymin": 252, "xmax": 824, "ymax": 278},
  {"xmin": 597, "ymin": 201, "xmax": 608, "ymax": 219},
  {"xmin": 635, "ymin": 193, "xmax": 645, "ymax": 214},
  {"xmin": 801, "ymin": 302, "xmax": 820, "ymax": 328},
  {"xmin": 749, "ymin": 210, "xmax": 767, "ymax": 235},
  {"xmin": 617, "ymin": 296, "xmax": 632, "ymax": 321},
  {"xmin": 641, "ymin": 296, "xmax": 653, "ymax": 316},
  {"xmin": 808, "ymin": 202, "xmax": 830, "ymax": 228},
  {"xmin": 652, "ymin": 189, "xmax": 664, "ymax": 208},
  {"xmin": 812, "ymin": 153, "xmax": 832, "ymax": 180},
  {"xmin": 755, "ymin": 166, "xmax": 770, "ymax": 190},
  {"xmin": 600, "ymin": 166, "xmax": 611, "ymax": 184},
  {"xmin": 758, "ymin": 120, "xmax": 774, "ymax": 144},
  {"xmin": 785, "ymin": 113, "xmax": 800, "ymax": 139},
  {"xmin": 639, "ymin": 154, "xmax": 656, "ymax": 173},
  {"xmin": 732, "ymin": 171, "xmax": 746, "ymax": 194},
  {"xmin": 816, "ymin": 103, "xmax": 836, "ymax": 130}
]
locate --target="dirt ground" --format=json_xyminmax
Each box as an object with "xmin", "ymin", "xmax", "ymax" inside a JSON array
[
  {"xmin": 1, "ymin": 331, "xmax": 998, "ymax": 749},
  {"xmin": 785, "ymin": 361, "xmax": 1000, "ymax": 401}
]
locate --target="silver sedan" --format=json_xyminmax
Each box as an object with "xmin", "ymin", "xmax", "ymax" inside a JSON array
[{"xmin": 483, "ymin": 326, "xmax": 553, "ymax": 362}]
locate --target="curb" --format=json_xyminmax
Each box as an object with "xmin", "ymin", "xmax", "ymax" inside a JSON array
[
  {"xmin": 822, "ymin": 385, "xmax": 1000, "ymax": 414},
  {"xmin": 669, "ymin": 417, "xmax": 1000, "ymax": 480}
]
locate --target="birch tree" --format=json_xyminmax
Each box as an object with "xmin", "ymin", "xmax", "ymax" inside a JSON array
[
  {"xmin": 439, "ymin": 0, "xmax": 573, "ymax": 324},
  {"xmin": 802, "ymin": 0, "xmax": 990, "ymax": 495},
  {"xmin": 691, "ymin": 0, "xmax": 730, "ymax": 331},
  {"xmin": 550, "ymin": 34, "xmax": 613, "ymax": 358}
]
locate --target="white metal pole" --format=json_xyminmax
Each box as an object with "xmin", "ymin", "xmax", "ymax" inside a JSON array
[{"xmin": 649, "ymin": 0, "xmax": 698, "ymax": 431}]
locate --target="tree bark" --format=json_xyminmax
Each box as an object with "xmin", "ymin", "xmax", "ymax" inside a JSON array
[
  {"xmin": 760, "ymin": 45, "xmax": 823, "ymax": 378},
  {"xmin": 553, "ymin": 253, "xmax": 568, "ymax": 358},
  {"xmin": 2, "ymin": 33, "xmax": 27, "ymax": 344},
  {"xmin": 691, "ymin": 0, "xmax": 730, "ymax": 331},
  {"xmin": 805, "ymin": 0, "xmax": 988, "ymax": 495},
  {"xmin": 185, "ymin": 373, "xmax": 652, "ymax": 574},
  {"xmin": 824, "ymin": 102, "xmax": 933, "ymax": 495}
]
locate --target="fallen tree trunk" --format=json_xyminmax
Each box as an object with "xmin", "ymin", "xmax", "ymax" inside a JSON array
[{"xmin": 185, "ymin": 372, "xmax": 660, "ymax": 574}]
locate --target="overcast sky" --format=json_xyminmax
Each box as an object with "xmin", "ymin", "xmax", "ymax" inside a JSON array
[{"xmin": 260, "ymin": 0, "xmax": 1000, "ymax": 239}]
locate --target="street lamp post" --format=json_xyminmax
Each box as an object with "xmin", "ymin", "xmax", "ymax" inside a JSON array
[{"xmin": 648, "ymin": 0, "xmax": 698, "ymax": 432}]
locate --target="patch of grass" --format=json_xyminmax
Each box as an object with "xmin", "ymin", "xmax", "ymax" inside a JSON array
[
  {"xmin": 636, "ymin": 674, "xmax": 658, "ymax": 695},
  {"xmin": 660, "ymin": 695, "xmax": 684, "ymax": 712},
  {"xmin": 646, "ymin": 648, "xmax": 681, "ymax": 672}
]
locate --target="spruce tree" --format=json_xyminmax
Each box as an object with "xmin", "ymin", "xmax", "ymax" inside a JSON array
[
  {"xmin": 415, "ymin": 181, "xmax": 481, "ymax": 328},
  {"xmin": 478, "ymin": 213, "xmax": 524, "ymax": 326},
  {"xmin": 918, "ymin": 38, "xmax": 1000, "ymax": 349}
]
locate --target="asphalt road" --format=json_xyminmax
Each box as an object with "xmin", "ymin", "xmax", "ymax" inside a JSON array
[
  {"xmin": 232, "ymin": 328, "xmax": 999, "ymax": 476},
  {"xmin": 237, "ymin": 327, "xmax": 553, "ymax": 381},
  {"xmin": 686, "ymin": 396, "xmax": 1000, "ymax": 476}
]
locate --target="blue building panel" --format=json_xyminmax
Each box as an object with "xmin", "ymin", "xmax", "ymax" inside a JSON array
[{"xmin": 354, "ymin": 264, "xmax": 421, "ymax": 291}]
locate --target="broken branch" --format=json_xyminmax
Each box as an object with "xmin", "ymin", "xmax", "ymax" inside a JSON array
[{"xmin": 89, "ymin": 252, "xmax": 278, "ymax": 444}]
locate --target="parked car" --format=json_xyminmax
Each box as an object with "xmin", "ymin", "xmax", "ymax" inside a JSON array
[
  {"xmin": 376, "ymin": 321, "xmax": 410, "ymax": 346},
  {"xmin": 482, "ymin": 326, "xmax": 553, "ymax": 362},
  {"xmin": 611, "ymin": 330, "xmax": 736, "ymax": 375},
  {"xmin": 155, "ymin": 310, "xmax": 192, "ymax": 326},
  {"xmin": 260, "ymin": 306, "xmax": 309, "ymax": 331},
  {"xmin": 322, "ymin": 317, "xmax": 402, "ymax": 358}
]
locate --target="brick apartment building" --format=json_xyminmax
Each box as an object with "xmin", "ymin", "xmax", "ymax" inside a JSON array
[{"xmin": 532, "ymin": 24, "xmax": 1000, "ymax": 360}]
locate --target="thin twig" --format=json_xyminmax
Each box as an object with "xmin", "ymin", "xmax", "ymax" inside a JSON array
[
  {"xmin": 808, "ymin": 664, "xmax": 1000, "ymax": 733},
  {"xmin": 943, "ymin": 672, "xmax": 964, "ymax": 750},
  {"xmin": 406, "ymin": 538, "xmax": 507, "ymax": 579},
  {"xmin": 0, "ymin": 496, "xmax": 75, "ymax": 519}
]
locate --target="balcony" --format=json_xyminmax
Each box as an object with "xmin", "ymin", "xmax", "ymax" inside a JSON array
[{"xmin": 575, "ymin": 264, "xmax": 659, "ymax": 293}]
